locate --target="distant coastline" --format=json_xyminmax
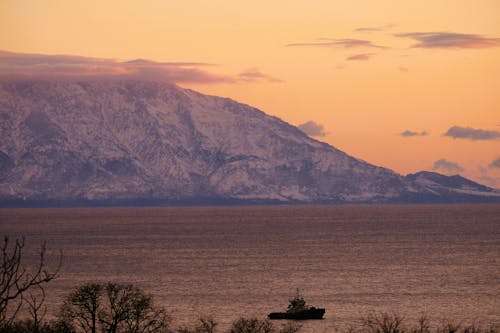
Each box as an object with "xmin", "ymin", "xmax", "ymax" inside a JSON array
[{"xmin": 2, "ymin": 197, "xmax": 500, "ymax": 208}]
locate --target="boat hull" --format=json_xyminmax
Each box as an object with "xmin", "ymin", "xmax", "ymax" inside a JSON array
[{"xmin": 268, "ymin": 308, "xmax": 325, "ymax": 320}]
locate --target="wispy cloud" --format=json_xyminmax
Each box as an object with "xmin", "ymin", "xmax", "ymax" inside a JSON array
[
  {"xmin": 394, "ymin": 32, "xmax": 500, "ymax": 49},
  {"xmin": 346, "ymin": 53, "xmax": 376, "ymax": 61},
  {"xmin": 297, "ymin": 121, "xmax": 327, "ymax": 137},
  {"xmin": 443, "ymin": 126, "xmax": 500, "ymax": 141},
  {"xmin": 354, "ymin": 24, "xmax": 395, "ymax": 33},
  {"xmin": 490, "ymin": 157, "xmax": 500, "ymax": 169},
  {"xmin": 433, "ymin": 159, "xmax": 464, "ymax": 174},
  {"xmin": 400, "ymin": 130, "xmax": 428, "ymax": 137},
  {"xmin": 0, "ymin": 50, "xmax": 233, "ymax": 84},
  {"xmin": 286, "ymin": 38, "xmax": 386, "ymax": 49},
  {"xmin": 238, "ymin": 68, "xmax": 282, "ymax": 83},
  {"xmin": 479, "ymin": 165, "xmax": 497, "ymax": 187}
]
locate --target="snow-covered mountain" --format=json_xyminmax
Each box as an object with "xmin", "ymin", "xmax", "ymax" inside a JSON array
[
  {"xmin": 0, "ymin": 80, "xmax": 498, "ymax": 206},
  {"xmin": 403, "ymin": 171, "xmax": 499, "ymax": 203}
]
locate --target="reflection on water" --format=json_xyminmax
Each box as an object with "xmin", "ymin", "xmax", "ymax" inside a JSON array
[{"xmin": 1, "ymin": 204, "xmax": 499, "ymax": 332}]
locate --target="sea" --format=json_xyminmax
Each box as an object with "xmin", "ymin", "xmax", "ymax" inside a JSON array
[{"xmin": 1, "ymin": 204, "xmax": 499, "ymax": 332}]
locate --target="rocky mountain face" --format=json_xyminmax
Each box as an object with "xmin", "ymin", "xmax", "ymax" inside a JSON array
[{"xmin": 0, "ymin": 80, "xmax": 498, "ymax": 206}]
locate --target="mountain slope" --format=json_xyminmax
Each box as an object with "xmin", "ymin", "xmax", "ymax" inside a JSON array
[
  {"xmin": 0, "ymin": 80, "xmax": 498, "ymax": 206},
  {"xmin": 403, "ymin": 171, "xmax": 499, "ymax": 203}
]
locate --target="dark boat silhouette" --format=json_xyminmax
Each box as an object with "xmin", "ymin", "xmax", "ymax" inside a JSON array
[{"xmin": 268, "ymin": 291, "xmax": 325, "ymax": 320}]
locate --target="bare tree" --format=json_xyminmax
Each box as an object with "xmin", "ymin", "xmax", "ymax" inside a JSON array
[
  {"xmin": 61, "ymin": 283, "xmax": 103, "ymax": 333},
  {"xmin": 122, "ymin": 289, "xmax": 170, "ymax": 333},
  {"xmin": 0, "ymin": 236, "xmax": 61, "ymax": 326},
  {"xmin": 99, "ymin": 283, "xmax": 138, "ymax": 333},
  {"xmin": 360, "ymin": 313, "xmax": 406, "ymax": 333},
  {"xmin": 100, "ymin": 283, "xmax": 171, "ymax": 333},
  {"xmin": 61, "ymin": 283, "xmax": 170, "ymax": 333}
]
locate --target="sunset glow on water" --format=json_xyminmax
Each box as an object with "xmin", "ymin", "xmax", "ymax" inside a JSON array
[{"xmin": 1, "ymin": 205, "xmax": 499, "ymax": 332}]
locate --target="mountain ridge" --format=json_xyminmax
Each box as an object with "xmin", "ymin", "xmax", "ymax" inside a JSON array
[{"xmin": 0, "ymin": 79, "xmax": 498, "ymax": 207}]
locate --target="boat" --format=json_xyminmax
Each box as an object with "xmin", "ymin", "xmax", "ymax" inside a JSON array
[{"xmin": 268, "ymin": 291, "xmax": 325, "ymax": 320}]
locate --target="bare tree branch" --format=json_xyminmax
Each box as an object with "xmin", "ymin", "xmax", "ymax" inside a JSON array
[
  {"xmin": 0, "ymin": 236, "xmax": 62, "ymax": 326},
  {"xmin": 27, "ymin": 285, "xmax": 47, "ymax": 333}
]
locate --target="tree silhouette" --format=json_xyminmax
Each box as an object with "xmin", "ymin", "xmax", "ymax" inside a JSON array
[
  {"xmin": 61, "ymin": 282, "xmax": 170, "ymax": 333},
  {"xmin": 26, "ymin": 285, "xmax": 47, "ymax": 333},
  {"xmin": 0, "ymin": 236, "xmax": 61, "ymax": 326},
  {"xmin": 61, "ymin": 283, "xmax": 102, "ymax": 333}
]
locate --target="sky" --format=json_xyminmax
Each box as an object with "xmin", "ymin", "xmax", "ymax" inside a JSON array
[{"xmin": 1, "ymin": 0, "xmax": 499, "ymax": 187}]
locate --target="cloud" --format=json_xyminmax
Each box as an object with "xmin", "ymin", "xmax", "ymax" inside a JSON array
[
  {"xmin": 400, "ymin": 130, "xmax": 428, "ymax": 137},
  {"xmin": 286, "ymin": 38, "xmax": 386, "ymax": 49},
  {"xmin": 478, "ymin": 175, "xmax": 496, "ymax": 187},
  {"xmin": 346, "ymin": 53, "xmax": 376, "ymax": 61},
  {"xmin": 443, "ymin": 126, "xmax": 500, "ymax": 141},
  {"xmin": 354, "ymin": 24, "xmax": 395, "ymax": 33},
  {"xmin": 394, "ymin": 32, "xmax": 500, "ymax": 49},
  {"xmin": 398, "ymin": 66, "xmax": 409, "ymax": 72},
  {"xmin": 433, "ymin": 159, "xmax": 464, "ymax": 174},
  {"xmin": 0, "ymin": 50, "xmax": 233, "ymax": 84},
  {"xmin": 490, "ymin": 157, "xmax": 500, "ymax": 169},
  {"xmin": 478, "ymin": 165, "xmax": 497, "ymax": 187},
  {"xmin": 237, "ymin": 68, "xmax": 282, "ymax": 83},
  {"xmin": 297, "ymin": 121, "xmax": 327, "ymax": 137}
]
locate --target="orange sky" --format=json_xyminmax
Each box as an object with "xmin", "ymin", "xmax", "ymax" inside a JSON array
[{"xmin": 1, "ymin": 0, "xmax": 499, "ymax": 187}]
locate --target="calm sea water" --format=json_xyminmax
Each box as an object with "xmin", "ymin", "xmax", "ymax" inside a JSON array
[{"xmin": 1, "ymin": 205, "xmax": 499, "ymax": 332}]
